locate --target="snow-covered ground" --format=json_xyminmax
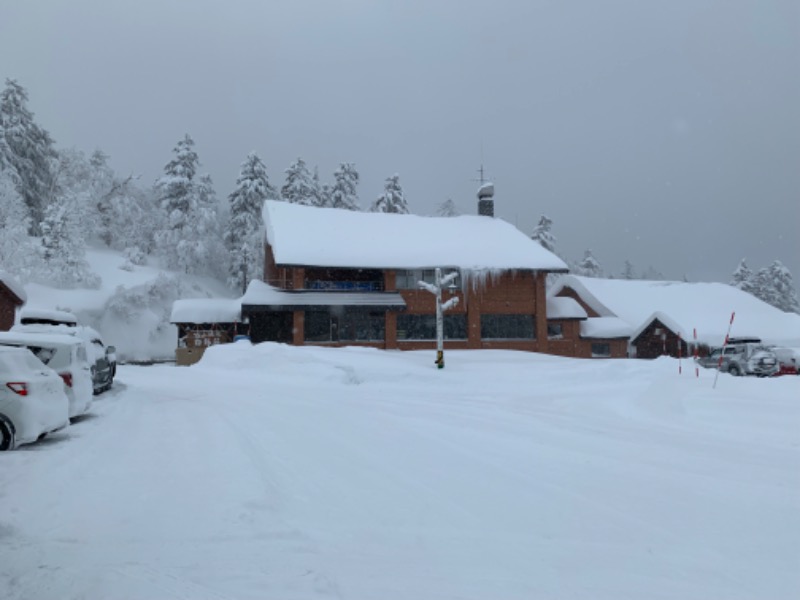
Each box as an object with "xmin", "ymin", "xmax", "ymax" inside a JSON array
[{"xmin": 1, "ymin": 345, "xmax": 798, "ymax": 600}]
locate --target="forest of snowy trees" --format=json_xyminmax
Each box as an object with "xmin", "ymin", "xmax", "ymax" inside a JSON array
[{"xmin": 1, "ymin": 78, "xmax": 798, "ymax": 315}]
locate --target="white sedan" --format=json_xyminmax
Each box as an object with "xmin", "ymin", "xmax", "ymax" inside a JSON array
[{"xmin": 0, "ymin": 346, "xmax": 70, "ymax": 450}]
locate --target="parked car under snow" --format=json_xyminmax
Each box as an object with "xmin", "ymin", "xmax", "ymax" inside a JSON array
[
  {"xmin": 0, "ymin": 346, "xmax": 70, "ymax": 450},
  {"xmin": 696, "ymin": 338, "xmax": 780, "ymax": 377}
]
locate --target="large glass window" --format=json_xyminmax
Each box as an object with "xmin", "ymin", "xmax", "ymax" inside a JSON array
[
  {"xmin": 304, "ymin": 311, "xmax": 333, "ymax": 342},
  {"xmin": 591, "ymin": 343, "xmax": 611, "ymax": 357},
  {"xmin": 480, "ymin": 314, "xmax": 535, "ymax": 340},
  {"xmin": 396, "ymin": 314, "xmax": 467, "ymax": 340},
  {"xmin": 339, "ymin": 311, "xmax": 385, "ymax": 342},
  {"xmin": 304, "ymin": 310, "xmax": 385, "ymax": 342}
]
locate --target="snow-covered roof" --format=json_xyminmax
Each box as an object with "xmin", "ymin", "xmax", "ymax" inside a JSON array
[
  {"xmin": 546, "ymin": 297, "xmax": 587, "ymax": 320},
  {"xmin": 262, "ymin": 201, "xmax": 568, "ymax": 272},
  {"xmin": 551, "ymin": 275, "xmax": 800, "ymax": 346},
  {"xmin": 242, "ymin": 280, "xmax": 406, "ymax": 308},
  {"xmin": 0, "ymin": 270, "xmax": 26, "ymax": 304},
  {"xmin": 580, "ymin": 317, "xmax": 634, "ymax": 339},
  {"xmin": 19, "ymin": 307, "xmax": 78, "ymax": 325},
  {"xmin": 0, "ymin": 330, "xmax": 86, "ymax": 348},
  {"xmin": 171, "ymin": 299, "xmax": 242, "ymax": 324}
]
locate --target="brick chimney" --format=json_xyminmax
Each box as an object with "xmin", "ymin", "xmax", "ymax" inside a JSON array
[{"xmin": 477, "ymin": 182, "xmax": 494, "ymax": 217}]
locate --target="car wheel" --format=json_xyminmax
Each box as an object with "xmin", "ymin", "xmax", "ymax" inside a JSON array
[
  {"xmin": 0, "ymin": 416, "xmax": 16, "ymax": 451},
  {"xmin": 728, "ymin": 365, "xmax": 741, "ymax": 376}
]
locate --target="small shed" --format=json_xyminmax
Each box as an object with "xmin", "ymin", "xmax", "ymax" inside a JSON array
[
  {"xmin": 630, "ymin": 312, "xmax": 691, "ymax": 359},
  {"xmin": 170, "ymin": 299, "xmax": 242, "ymax": 366},
  {"xmin": 0, "ymin": 271, "xmax": 27, "ymax": 331}
]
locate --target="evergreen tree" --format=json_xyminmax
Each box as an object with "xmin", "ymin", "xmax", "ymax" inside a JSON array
[
  {"xmin": 0, "ymin": 79, "xmax": 58, "ymax": 233},
  {"xmin": 37, "ymin": 195, "xmax": 99, "ymax": 289},
  {"xmin": 730, "ymin": 258, "xmax": 756, "ymax": 294},
  {"xmin": 330, "ymin": 162, "xmax": 360, "ymax": 210},
  {"xmin": 225, "ymin": 152, "xmax": 274, "ymax": 292},
  {"xmin": 435, "ymin": 198, "xmax": 459, "ymax": 217},
  {"xmin": 575, "ymin": 250, "xmax": 602, "ymax": 278},
  {"xmin": 154, "ymin": 135, "xmax": 221, "ymax": 275},
  {"xmin": 281, "ymin": 157, "xmax": 316, "ymax": 206},
  {"xmin": 754, "ymin": 260, "xmax": 800, "ymax": 314},
  {"xmin": 0, "ymin": 170, "xmax": 38, "ymax": 278},
  {"xmin": 622, "ymin": 260, "xmax": 636, "ymax": 280},
  {"xmin": 371, "ymin": 173, "xmax": 409, "ymax": 214},
  {"xmin": 530, "ymin": 215, "xmax": 556, "ymax": 252}
]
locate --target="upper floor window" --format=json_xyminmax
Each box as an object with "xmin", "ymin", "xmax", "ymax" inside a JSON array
[{"xmin": 395, "ymin": 269, "xmax": 462, "ymax": 290}]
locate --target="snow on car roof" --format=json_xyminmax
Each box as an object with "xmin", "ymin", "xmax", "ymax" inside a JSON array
[
  {"xmin": 551, "ymin": 275, "xmax": 800, "ymax": 346},
  {"xmin": 0, "ymin": 330, "xmax": 85, "ymax": 348},
  {"xmin": 0, "ymin": 270, "xmax": 27, "ymax": 303},
  {"xmin": 19, "ymin": 307, "xmax": 78, "ymax": 325},
  {"xmin": 262, "ymin": 201, "xmax": 569, "ymax": 272}
]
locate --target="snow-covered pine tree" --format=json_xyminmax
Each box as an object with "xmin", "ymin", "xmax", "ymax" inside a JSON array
[
  {"xmin": 758, "ymin": 260, "xmax": 800, "ymax": 314},
  {"xmin": 330, "ymin": 162, "xmax": 360, "ymax": 210},
  {"xmin": 154, "ymin": 135, "xmax": 222, "ymax": 275},
  {"xmin": 622, "ymin": 260, "xmax": 636, "ymax": 280},
  {"xmin": 37, "ymin": 195, "xmax": 99, "ymax": 289},
  {"xmin": 281, "ymin": 158, "xmax": 317, "ymax": 206},
  {"xmin": 0, "ymin": 169, "xmax": 38, "ymax": 278},
  {"xmin": 435, "ymin": 198, "xmax": 459, "ymax": 217},
  {"xmin": 575, "ymin": 250, "xmax": 602, "ymax": 278},
  {"xmin": 730, "ymin": 258, "xmax": 756, "ymax": 294},
  {"xmin": 530, "ymin": 215, "xmax": 556, "ymax": 253},
  {"xmin": 225, "ymin": 152, "xmax": 274, "ymax": 292},
  {"xmin": 0, "ymin": 79, "xmax": 58, "ymax": 233},
  {"xmin": 371, "ymin": 174, "xmax": 409, "ymax": 214}
]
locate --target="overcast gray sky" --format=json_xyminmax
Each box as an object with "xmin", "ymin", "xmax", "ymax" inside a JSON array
[{"xmin": 2, "ymin": 0, "xmax": 798, "ymax": 281}]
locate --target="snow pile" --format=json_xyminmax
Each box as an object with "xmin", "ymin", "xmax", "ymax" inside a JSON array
[
  {"xmin": 21, "ymin": 247, "xmax": 233, "ymax": 361},
  {"xmin": 0, "ymin": 347, "xmax": 797, "ymax": 599}
]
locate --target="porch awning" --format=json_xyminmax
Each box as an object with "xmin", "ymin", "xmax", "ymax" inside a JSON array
[{"xmin": 241, "ymin": 280, "xmax": 406, "ymax": 312}]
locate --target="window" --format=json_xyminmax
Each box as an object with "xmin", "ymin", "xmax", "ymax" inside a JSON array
[
  {"xmin": 338, "ymin": 312, "xmax": 385, "ymax": 342},
  {"xmin": 304, "ymin": 310, "xmax": 386, "ymax": 342},
  {"xmin": 396, "ymin": 314, "xmax": 467, "ymax": 340},
  {"xmin": 304, "ymin": 311, "xmax": 333, "ymax": 342},
  {"xmin": 591, "ymin": 343, "xmax": 611, "ymax": 357},
  {"xmin": 547, "ymin": 323, "xmax": 563, "ymax": 340},
  {"xmin": 480, "ymin": 315, "xmax": 535, "ymax": 340},
  {"xmin": 394, "ymin": 269, "xmax": 456, "ymax": 290}
]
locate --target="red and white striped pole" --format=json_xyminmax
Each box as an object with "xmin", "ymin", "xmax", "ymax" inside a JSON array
[
  {"xmin": 693, "ymin": 328, "xmax": 699, "ymax": 378},
  {"xmin": 678, "ymin": 333, "xmax": 682, "ymax": 374},
  {"xmin": 712, "ymin": 312, "xmax": 736, "ymax": 389}
]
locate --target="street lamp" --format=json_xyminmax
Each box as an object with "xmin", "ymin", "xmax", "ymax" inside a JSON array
[{"xmin": 418, "ymin": 268, "xmax": 460, "ymax": 369}]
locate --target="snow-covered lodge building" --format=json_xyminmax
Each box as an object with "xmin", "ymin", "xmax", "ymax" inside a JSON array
[
  {"xmin": 239, "ymin": 198, "xmax": 577, "ymax": 352},
  {"xmin": 0, "ymin": 271, "xmax": 26, "ymax": 331}
]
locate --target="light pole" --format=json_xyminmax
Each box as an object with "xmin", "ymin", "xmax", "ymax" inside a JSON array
[{"xmin": 418, "ymin": 268, "xmax": 460, "ymax": 369}]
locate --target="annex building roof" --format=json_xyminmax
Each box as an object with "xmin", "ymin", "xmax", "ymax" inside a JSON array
[
  {"xmin": 262, "ymin": 201, "xmax": 569, "ymax": 273},
  {"xmin": 550, "ymin": 275, "xmax": 800, "ymax": 347},
  {"xmin": 0, "ymin": 270, "xmax": 27, "ymax": 304}
]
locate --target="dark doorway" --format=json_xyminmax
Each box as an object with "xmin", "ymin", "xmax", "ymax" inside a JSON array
[{"xmin": 249, "ymin": 311, "xmax": 293, "ymax": 344}]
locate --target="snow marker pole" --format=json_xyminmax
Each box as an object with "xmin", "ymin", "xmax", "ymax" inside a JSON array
[
  {"xmin": 712, "ymin": 312, "xmax": 735, "ymax": 389},
  {"xmin": 678, "ymin": 333, "xmax": 682, "ymax": 375},
  {"xmin": 693, "ymin": 328, "xmax": 699, "ymax": 378}
]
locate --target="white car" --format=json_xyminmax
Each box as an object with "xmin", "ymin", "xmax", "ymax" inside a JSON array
[
  {"xmin": 0, "ymin": 332, "xmax": 93, "ymax": 419},
  {"xmin": 0, "ymin": 346, "xmax": 70, "ymax": 450}
]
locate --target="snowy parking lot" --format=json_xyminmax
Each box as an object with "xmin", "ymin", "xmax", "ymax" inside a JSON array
[{"xmin": 1, "ymin": 344, "xmax": 799, "ymax": 600}]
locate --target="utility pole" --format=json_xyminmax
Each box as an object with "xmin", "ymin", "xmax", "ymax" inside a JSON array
[{"xmin": 418, "ymin": 268, "xmax": 460, "ymax": 369}]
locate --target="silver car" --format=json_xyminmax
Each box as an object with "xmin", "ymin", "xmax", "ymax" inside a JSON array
[{"xmin": 697, "ymin": 338, "xmax": 779, "ymax": 377}]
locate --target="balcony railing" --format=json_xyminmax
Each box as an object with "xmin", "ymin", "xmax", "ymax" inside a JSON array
[{"xmin": 305, "ymin": 280, "xmax": 384, "ymax": 292}]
